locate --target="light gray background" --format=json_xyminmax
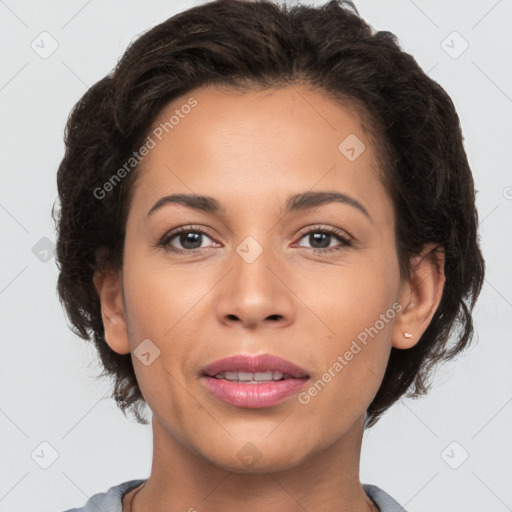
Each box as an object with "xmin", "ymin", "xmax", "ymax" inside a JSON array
[{"xmin": 1, "ymin": 1, "xmax": 511, "ymax": 511}]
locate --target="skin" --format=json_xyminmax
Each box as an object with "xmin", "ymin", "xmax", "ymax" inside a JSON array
[{"xmin": 94, "ymin": 84, "xmax": 445, "ymax": 512}]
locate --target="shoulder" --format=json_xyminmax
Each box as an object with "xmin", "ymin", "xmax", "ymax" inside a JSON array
[
  {"xmin": 362, "ymin": 483, "xmax": 407, "ymax": 512},
  {"xmin": 59, "ymin": 479, "xmax": 146, "ymax": 512}
]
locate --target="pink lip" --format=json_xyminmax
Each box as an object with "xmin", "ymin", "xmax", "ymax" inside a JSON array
[
  {"xmin": 201, "ymin": 377, "xmax": 309, "ymax": 408},
  {"xmin": 201, "ymin": 353, "xmax": 309, "ymax": 378},
  {"xmin": 200, "ymin": 354, "xmax": 310, "ymax": 409}
]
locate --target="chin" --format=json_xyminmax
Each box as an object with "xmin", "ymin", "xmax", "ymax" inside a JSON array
[
  {"xmin": 207, "ymin": 452, "xmax": 306, "ymax": 475},
  {"xmin": 194, "ymin": 436, "xmax": 310, "ymax": 474}
]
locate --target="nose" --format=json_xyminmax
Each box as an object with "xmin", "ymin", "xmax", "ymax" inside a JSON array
[{"xmin": 214, "ymin": 240, "xmax": 296, "ymax": 330}]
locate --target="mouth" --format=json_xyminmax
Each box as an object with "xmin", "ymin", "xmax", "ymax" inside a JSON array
[
  {"xmin": 201, "ymin": 353, "xmax": 309, "ymax": 379},
  {"xmin": 200, "ymin": 353, "xmax": 310, "ymax": 408},
  {"xmin": 209, "ymin": 370, "xmax": 300, "ymax": 383}
]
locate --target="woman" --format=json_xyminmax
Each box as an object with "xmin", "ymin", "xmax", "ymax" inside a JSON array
[{"xmin": 55, "ymin": 0, "xmax": 485, "ymax": 510}]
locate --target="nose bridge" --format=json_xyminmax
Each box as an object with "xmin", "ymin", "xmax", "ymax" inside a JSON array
[
  {"xmin": 233, "ymin": 234, "xmax": 278, "ymax": 305},
  {"xmin": 215, "ymin": 232, "xmax": 295, "ymax": 328}
]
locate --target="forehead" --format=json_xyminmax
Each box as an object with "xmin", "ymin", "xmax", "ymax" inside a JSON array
[{"xmin": 130, "ymin": 84, "xmax": 392, "ymax": 224}]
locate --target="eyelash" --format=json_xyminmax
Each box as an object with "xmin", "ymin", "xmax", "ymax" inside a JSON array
[{"xmin": 156, "ymin": 224, "xmax": 353, "ymax": 254}]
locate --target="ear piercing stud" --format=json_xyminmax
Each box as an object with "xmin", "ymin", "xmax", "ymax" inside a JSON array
[{"xmin": 402, "ymin": 303, "xmax": 414, "ymax": 338}]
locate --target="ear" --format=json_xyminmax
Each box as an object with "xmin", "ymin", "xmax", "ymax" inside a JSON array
[
  {"xmin": 392, "ymin": 242, "xmax": 446, "ymax": 349},
  {"xmin": 93, "ymin": 263, "xmax": 131, "ymax": 355}
]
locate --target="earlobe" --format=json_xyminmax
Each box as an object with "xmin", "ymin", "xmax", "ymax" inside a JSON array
[
  {"xmin": 392, "ymin": 243, "xmax": 446, "ymax": 349},
  {"xmin": 93, "ymin": 268, "xmax": 131, "ymax": 355}
]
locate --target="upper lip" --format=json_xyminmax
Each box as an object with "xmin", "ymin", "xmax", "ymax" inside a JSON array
[{"xmin": 201, "ymin": 353, "xmax": 309, "ymax": 379}]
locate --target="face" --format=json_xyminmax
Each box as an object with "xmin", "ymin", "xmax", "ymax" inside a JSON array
[{"xmin": 103, "ymin": 85, "xmax": 408, "ymax": 472}]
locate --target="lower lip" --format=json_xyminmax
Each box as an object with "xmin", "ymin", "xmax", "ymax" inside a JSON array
[{"xmin": 201, "ymin": 376, "xmax": 309, "ymax": 408}]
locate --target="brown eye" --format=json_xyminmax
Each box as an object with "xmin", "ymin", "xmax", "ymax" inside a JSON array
[
  {"xmin": 294, "ymin": 226, "xmax": 352, "ymax": 253},
  {"xmin": 158, "ymin": 226, "xmax": 219, "ymax": 252}
]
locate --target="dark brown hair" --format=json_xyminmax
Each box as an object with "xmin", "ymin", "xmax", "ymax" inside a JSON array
[{"xmin": 53, "ymin": 0, "xmax": 485, "ymax": 428}]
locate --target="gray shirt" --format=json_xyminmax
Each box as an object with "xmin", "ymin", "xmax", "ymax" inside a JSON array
[{"xmin": 60, "ymin": 479, "xmax": 407, "ymax": 512}]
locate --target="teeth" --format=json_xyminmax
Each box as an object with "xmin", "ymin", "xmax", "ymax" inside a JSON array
[{"xmin": 213, "ymin": 371, "xmax": 287, "ymax": 382}]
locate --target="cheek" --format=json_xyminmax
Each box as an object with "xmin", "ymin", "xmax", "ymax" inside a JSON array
[
  {"xmin": 120, "ymin": 260, "xmax": 194, "ymax": 411},
  {"xmin": 122, "ymin": 251, "xmax": 208, "ymax": 341},
  {"xmin": 296, "ymin": 251, "xmax": 400, "ymax": 405},
  {"xmin": 299, "ymin": 252, "xmax": 399, "ymax": 344},
  {"xmin": 120, "ymin": 250, "xmax": 217, "ymax": 398}
]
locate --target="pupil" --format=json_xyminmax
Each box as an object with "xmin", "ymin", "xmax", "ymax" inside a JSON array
[
  {"xmin": 311, "ymin": 233, "xmax": 329, "ymax": 248},
  {"xmin": 181, "ymin": 232, "xmax": 201, "ymax": 249}
]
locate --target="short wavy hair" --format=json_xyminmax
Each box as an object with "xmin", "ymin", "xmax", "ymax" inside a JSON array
[{"xmin": 53, "ymin": 0, "xmax": 485, "ymax": 428}]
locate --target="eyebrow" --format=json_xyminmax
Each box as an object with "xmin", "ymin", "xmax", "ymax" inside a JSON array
[{"xmin": 146, "ymin": 190, "xmax": 372, "ymax": 222}]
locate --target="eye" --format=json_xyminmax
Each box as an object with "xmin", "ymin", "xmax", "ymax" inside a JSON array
[
  {"xmin": 293, "ymin": 225, "xmax": 352, "ymax": 253},
  {"xmin": 157, "ymin": 226, "xmax": 219, "ymax": 252},
  {"xmin": 156, "ymin": 224, "xmax": 353, "ymax": 254}
]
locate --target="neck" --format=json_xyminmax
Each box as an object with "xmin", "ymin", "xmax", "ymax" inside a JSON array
[{"xmin": 131, "ymin": 413, "xmax": 377, "ymax": 512}]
